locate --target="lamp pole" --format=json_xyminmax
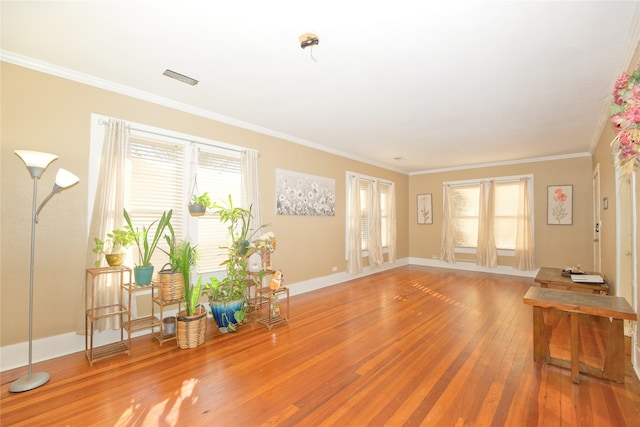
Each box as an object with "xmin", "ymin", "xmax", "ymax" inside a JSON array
[{"xmin": 10, "ymin": 150, "xmax": 79, "ymax": 393}]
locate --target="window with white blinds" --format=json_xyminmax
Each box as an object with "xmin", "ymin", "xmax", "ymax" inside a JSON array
[
  {"xmin": 127, "ymin": 137, "xmax": 186, "ymax": 271},
  {"xmin": 194, "ymin": 148, "xmax": 243, "ymax": 273},
  {"xmin": 126, "ymin": 135, "xmax": 243, "ymax": 274},
  {"xmin": 358, "ymin": 179, "xmax": 391, "ymax": 251},
  {"xmin": 447, "ymin": 177, "xmax": 532, "ymax": 251}
]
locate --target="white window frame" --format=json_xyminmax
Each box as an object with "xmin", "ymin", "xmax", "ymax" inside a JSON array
[
  {"xmin": 88, "ymin": 113, "xmax": 246, "ymax": 275},
  {"xmin": 345, "ymin": 171, "xmax": 394, "ymax": 256},
  {"xmin": 443, "ymin": 174, "xmax": 534, "ymax": 257}
]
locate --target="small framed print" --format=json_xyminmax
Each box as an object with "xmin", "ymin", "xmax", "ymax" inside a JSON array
[
  {"xmin": 547, "ymin": 185, "xmax": 573, "ymax": 225},
  {"xmin": 417, "ymin": 193, "xmax": 433, "ymax": 224}
]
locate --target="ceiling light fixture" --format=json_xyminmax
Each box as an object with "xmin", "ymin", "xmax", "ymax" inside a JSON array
[
  {"xmin": 299, "ymin": 33, "xmax": 319, "ymax": 49},
  {"xmin": 163, "ymin": 69, "xmax": 199, "ymax": 86},
  {"xmin": 299, "ymin": 33, "xmax": 320, "ymax": 62}
]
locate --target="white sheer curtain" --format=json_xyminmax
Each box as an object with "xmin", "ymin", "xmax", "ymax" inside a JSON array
[
  {"xmin": 78, "ymin": 119, "xmax": 130, "ymax": 333},
  {"xmin": 368, "ymin": 181, "xmax": 384, "ymax": 267},
  {"xmin": 241, "ymin": 149, "xmax": 262, "ymax": 234},
  {"xmin": 440, "ymin": 184, "xmax": 456, "ymax": 263},
  {"xmin": 514, "ymin": 177, "xmax": 535, "ymax": 270},
  {"xmin": 346, "ymin": 174, "xmax": 362, "ymax": 274},
  {"xmin": 387, "ymin": 182, "xmax": 397, "ymax": 264},
  {"xmin": 477, "ymin": 180, "xmax": 497, "ymax": 267}
]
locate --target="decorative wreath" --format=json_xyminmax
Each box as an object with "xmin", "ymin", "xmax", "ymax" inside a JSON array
[{"xmin": 610, "ymin": 68, "xmax": 640, "ymax": 176}]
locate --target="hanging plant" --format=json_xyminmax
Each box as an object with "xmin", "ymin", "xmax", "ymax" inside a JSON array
[
  {"xmin": 188, "ymin": 176, "xmax": 211, "ymax": 216},
  {"xmin": 610, "ymin": 68, "xmax": 640, "ymax": 176}
]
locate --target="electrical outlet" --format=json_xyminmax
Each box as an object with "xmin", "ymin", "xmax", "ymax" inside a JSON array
[
  {"xmin": 332, "ymin": 266, "xmax": 338, "ymax": 272},
  {"xmin": 432, "ymin": 255, "xmax": 439, "ymax": 260}
]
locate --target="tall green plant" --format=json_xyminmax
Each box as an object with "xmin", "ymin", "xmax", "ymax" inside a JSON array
[
  {"xmin": 166, "ymin": 241, "xmax": 202, "ymax": 316},
  {"xmin": 203, "ymin": 195, "xmax": 267, "ymax": 329},
  {"xmin": 123, "ymin": 208, "xmax": 172, "ymax": 267}
]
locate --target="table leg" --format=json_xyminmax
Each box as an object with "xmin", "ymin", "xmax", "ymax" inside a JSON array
[
  {"xmin": 603, "ymin": 318, "xmax": 626, "ymax": 383},
  {"xmin": 570, "ymin": 312, "xmax": 580, "ymax": 384},
  {"xmin": 532, "ymin": 306, "xmax": 550, "ymax": 363}
]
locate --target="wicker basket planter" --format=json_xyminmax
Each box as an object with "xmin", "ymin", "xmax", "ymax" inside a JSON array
[
  {"xmin": 176, "ymin": 306, "xmax": 207, "ymax": 349},
  {"xmin": 157, "ymin": 267, "xmax": 185, "ymax": 302}
]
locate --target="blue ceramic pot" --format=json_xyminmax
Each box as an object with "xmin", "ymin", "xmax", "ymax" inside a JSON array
[{"xmin": 210, "ymin": 299, "xmax": 244, "ymax": 332}]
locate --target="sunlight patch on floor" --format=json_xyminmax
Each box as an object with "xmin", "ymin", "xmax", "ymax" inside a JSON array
[{"xmin": 115, "ymin": 378, "xmax": 199, "ymax": 426}]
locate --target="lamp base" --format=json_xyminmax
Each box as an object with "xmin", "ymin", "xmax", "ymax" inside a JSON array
[{"xmin": 8, "ymin": 371, "xmax": 50, "ymax": 393}]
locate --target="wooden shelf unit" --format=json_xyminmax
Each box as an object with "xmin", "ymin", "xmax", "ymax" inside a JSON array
[
  {"xmin": 256, "ymin": 285, "xmax": 289, "ymax": 330},
  {"xmin": 151, "ymin": 284, "xmax": 183, "ymax": 346},
  {"xmin": 85, "ymin": 266, "xmax": 132, "ymax": 366}
]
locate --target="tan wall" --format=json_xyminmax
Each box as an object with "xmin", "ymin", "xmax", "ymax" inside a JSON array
[
  {"xmin": 1, "ymin": 59, "xmax": 610, "ymax": 348},
  {"xmin": 409, "ymin": 157, "xmax": 595, "ymax": 269},
  {"xmin": 591, "ymin": 43, "xmax": 640, "ymax": 295},
  {"xmin": 0, "ymin": 63, "xmax": 409, "ymax": 346}
]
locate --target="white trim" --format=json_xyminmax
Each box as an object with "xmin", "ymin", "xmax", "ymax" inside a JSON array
[
  {"xmin": 409, "ymin": 257, "xmax": 538, "ymax": 278},
  {"xmin": 410, "ymin": 153, "xmax": 592, "ymax": 176},
  {"xmin": 1, "ymin": 261, "xmax": 409, "ymax": 372},
  {"xmin": 2, "ymin": 51, "xmax": 598, "ymax": 177},
  {"xmin": 1, "ymin": 50, "xmax": 408, "ymax": 175}
]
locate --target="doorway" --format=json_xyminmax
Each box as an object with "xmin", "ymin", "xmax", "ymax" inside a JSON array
[{"xmin": 593, "ymin": 164, "xmax": 601, "ymax": 272}]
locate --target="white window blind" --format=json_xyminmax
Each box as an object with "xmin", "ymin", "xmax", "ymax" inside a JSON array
[
  {"xmin": 359, "ymin": 180, "xmax": 372, "ymax": 250},
  {"xmin": 195, "ymin": 149, "xmax": 243, "ymax": 273},
  {"xmin": 125, "ymin": 137, "xmax": 244, "ymax": 274},
  {"xmin": 357, "ymin": 178, "xmax": 391, "ymax": 251},
  {"xmin": 448, "ymin": 177, "xmax": 531, "ymax": 251},
  {"xmin": 127, "ymin": 137, "xmax": 186, "ymax": 270}
]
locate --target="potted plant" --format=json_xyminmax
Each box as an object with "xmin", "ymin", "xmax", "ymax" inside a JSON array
[
  {"xmin": 167, "ymin": 240, "xmax": 206, "ymax": 349},
  {"xmin": 203, "ymin": 195, "xmax": 266, "ymax": 332},
  {"xmin": 157, "ymin": 223, "xmax": 185, "ymax": 301},
  {"xmin": 123, "ymin": 208, "xmax": 173, "ymax": 285},
  {"xmin": 189, "ymin": 192, "xmax": 212, "ymax": 217},
  {"xmin": 92, "ymin": 227, "xmax": 137, "ymax": 267}
]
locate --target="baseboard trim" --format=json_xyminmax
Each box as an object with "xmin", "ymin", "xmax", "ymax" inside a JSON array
[{"xmin": 2, "ymin": 258, "xmax": 538, "ymax": 372}]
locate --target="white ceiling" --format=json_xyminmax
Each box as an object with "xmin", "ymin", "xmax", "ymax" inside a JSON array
[{"xmin": 2, "ymin": 1, "xmax": 640, "ymax": 174}]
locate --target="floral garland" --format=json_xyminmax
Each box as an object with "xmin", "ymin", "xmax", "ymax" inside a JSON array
[{"xmin": 610, "ymin": 68, "xmax": 640, "ymax": 176}]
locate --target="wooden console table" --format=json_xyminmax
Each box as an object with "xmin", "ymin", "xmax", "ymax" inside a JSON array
[
  {"xmin": 535, "ymin": 267, "xmax": 609, "ymax": 294},
  {"xmin": 523, "ymin": 286, "xmax": 636, "ymax": 383}
]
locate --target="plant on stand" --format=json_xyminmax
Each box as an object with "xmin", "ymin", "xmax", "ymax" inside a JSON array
[
  {"xmin": 203, "ymin": 195, "xmax": 266, "ymax": 332},
  {"xmin": 123, "ymin": 208, "xmax": 172, "ymax": 285},
  {"xmin": 92, "ymin": 227, "xmax": 137, "ymax": 267},
  {"xmin": 166, "ymin": 240, "xmax": 207, "ymax": 348}
]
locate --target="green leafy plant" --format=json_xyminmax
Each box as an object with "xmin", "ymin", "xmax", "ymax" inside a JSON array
[
  {"xmin": 123, "ymin": 208, "xmax": 173, "ymax": 267},
  {"xmin": 191, "ymin": 192, "xmax": 212, "ymax": 208},
  {"xmin": 92, "ymin": 228, "xmax": 137, "ymax": 267},
  {"xmin": 165, "ymin": 240, "xmax": 201, "ymax": 316},
  {"xmin": 203, "ymin": 195, "xmax": 267, "ymax": 329}
]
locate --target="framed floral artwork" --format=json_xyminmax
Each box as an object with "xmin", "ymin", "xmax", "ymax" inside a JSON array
[
  {"xmin": 417, "ymin": 193, "xmax": 433, "ymax": 224},
  {"xmin": 275, "ymin": 169, "xmax": 336, "ymax": 216},
  {"xmin": 547, "ymin": 185, "xmax": 572, "ymax": 225}
]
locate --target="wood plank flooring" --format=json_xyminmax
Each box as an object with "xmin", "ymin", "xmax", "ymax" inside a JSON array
[{"xmin": 2, "ymin": 266, "xmax": 639, "ymax": 426}]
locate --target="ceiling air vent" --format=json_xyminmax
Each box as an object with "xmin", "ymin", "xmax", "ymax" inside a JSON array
[{"xmin": 163, "ymin": 69, "xmax": 198, "ymax": 86}]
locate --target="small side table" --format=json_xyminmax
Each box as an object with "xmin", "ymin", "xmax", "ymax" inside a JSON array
[
  {"xmin": 256, "ymin": 286, "xmax": 289, "ymax": 330},
  {"xmin": 535, "ymin": 267, "xmax": 609, "ymax": 295}
]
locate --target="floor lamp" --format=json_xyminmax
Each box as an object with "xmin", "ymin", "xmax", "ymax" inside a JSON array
[{"xmin": 10, "ymin": 150, "xmax": 79, "ymax": 393}]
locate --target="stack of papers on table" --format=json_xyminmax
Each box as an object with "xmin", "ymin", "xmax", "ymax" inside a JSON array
[{"xmin": 571, "ymin": 274, "xmax": 604, "ymax": 283}]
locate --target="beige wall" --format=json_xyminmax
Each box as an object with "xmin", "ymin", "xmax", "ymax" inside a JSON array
[
  {"xmin": 1, "ymin": 59, "xmax": 611, "ymax": 349},
  {"xmin": 591, "ymin": 42, "xmax": 640, "ymax": 296},
  {"xmin": 409, "ymin": 157, "xmax": 595, "ymax": 268},
  {"xmin": 0, "ymin": 62, "xmax": 409, "ymax": 346}
]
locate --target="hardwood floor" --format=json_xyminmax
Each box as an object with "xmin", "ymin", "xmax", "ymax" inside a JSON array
[{"xmin": 2, "ymin": 266, "xmax": 639, "ymax": 426}]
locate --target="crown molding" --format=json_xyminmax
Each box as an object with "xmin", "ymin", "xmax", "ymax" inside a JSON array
[
  {"xmin": 1, "ymin": 50, "xmax": 407, "ymax": 175},
  {"xmin": 409, "ymin": 152, "xmax": 592, "ymax": 176}
]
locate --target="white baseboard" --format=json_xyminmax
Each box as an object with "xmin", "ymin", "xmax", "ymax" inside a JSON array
[
  {"xmin": 2, "ymin": 258, "xmax": 536, "ymax": 372},
  {"xmin": 408, "ymin": 257, "xmax": 539, "ymax": 278},
  {"xmin": 1, "ymin": 260, "xmax": 410, "ymax": 371}
]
